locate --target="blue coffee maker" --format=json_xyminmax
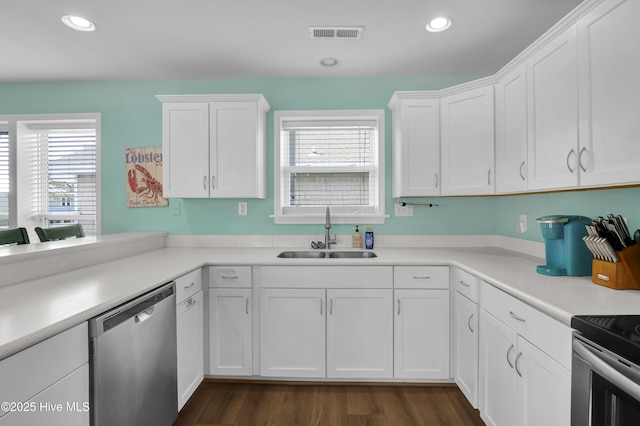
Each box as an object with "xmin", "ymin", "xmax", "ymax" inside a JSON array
[{"xmin": 536, "ymin": 215, "xmax": 593, "ymax": 276}]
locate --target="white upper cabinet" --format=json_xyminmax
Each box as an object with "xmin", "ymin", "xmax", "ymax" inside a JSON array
[
  {"xmin": 441, "ymin": 85, "xmax": 495, "ymax": 195},
  {"xmin": 157, "ymin": 94, "xmax": 270, "ymax": 199},
  {"xmin": 526, "ymin": 26, "xmax": 580, "ymax": 191},
  {"xmin": 388, "ymin": 94, "xmax": 441, "ymax": 197},
  {"xmin": 495, "ymin": 65, "xmax": 528, "ymax": 193},
  {"xmin": 577, "ymin": 0, "xmax": 640, "ymax": 187}
]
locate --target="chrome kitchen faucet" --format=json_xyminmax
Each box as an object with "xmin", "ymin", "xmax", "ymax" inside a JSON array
[{"xmin": 325, "ymin": 205, "xmax": 337, "ymax": 250}]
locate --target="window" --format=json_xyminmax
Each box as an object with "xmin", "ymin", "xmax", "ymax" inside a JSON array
[
  {"xmin": 273, "ymin": 110, "xmax": 386, "ymax": 224},
  {"xmin": 0, "ymin": 125, "xmax": 8, "ymax": 229},
  {"xmin": 0, "ymin": 114, "xmax": 101, "ymax": 238}
]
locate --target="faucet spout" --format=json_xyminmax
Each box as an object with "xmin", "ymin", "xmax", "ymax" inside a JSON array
[{"xmin": 324, "ymin": 206, "xmax": 336, "ymax": 249}]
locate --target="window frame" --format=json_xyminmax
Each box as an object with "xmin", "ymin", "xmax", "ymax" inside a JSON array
[
  {"xmin": 0, "ymin": 113, "xmax": 101, "ymax": 236},
  {"xmin": 273, "ymin": 109, "xmax": 386, "ymax": 224}
]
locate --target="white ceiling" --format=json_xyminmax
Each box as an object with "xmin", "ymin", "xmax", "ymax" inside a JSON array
[{"xmin": 0, "ymin": 0, "xmax": 583, "ymax": 83}]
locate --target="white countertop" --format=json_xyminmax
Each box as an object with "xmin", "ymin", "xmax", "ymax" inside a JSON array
[{"xmin": 2, "ymin": 243, "xmax": 640, "ymax": 361}]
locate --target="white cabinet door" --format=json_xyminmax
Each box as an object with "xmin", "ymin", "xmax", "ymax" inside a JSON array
[
  {"xmin": 577, "ymin": 0, "xmax": 640, "ymax": 187},
  {"xmin": 394, "ymin": 289, "xmax": 450, "ymax": 379},
  {"xmin": 390, "ymin": 96, "xmax": 441, "ymax": 197},
  {"xmin": 209, "ymin": 288, "xmax": 252, "ymax": 376},
  {"xmin": 260, "ymin": 288, "xmax": 326, "ymax": 378},
  {"xmin": 496, "ymin": 65, "xmax": 528, "ymax": 193},
  {"xmin": 441, "ymin": 85, "xmax": 495, "ymax": 195},
  {"xmin": 454, "ymin": 291, "xmax": 479, "ymax": 407},
  {"xmin": 327, "ymin": 289, "xmax": 393, "ymax": 379},
  {"xmin": 161, "ymin": 102, "xmax": 210, "ymax": 198},
  {"xmin": 210, "ymin": 101, "xmax": 264, "ymax": 198},
  {"xmin": 0, "ymin": 364, "xmax": 90, "ymax": 426},
  {"xmin": 479, "ymin": 310, "xmax": 518, "ymax": 426},
  {"xmin": 516, "ymin": 336, "xmax": 571, "ymax": 426},
  {"xmin": 527, "ymin": 26, "xmax": 580, "ymax": 191},
  {"xmin": 176, "ymin": 290, "xmax": 203, "ymax": 410}
]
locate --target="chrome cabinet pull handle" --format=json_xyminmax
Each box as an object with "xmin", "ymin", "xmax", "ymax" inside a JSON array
[
  {"xmin": 221, "ymin": 275, "xmax": 238, "ymax": 279},
  {"xmin": 320, "ymin": 299, "xmax": 323, "ymax": 315},
  {"xmin": 203, "ymin": 176, "xmax": 207, "ymax": 190},
  {"xmin": 509, "ymin": 311, "xmax": 526, "ymax": 322},
  {"xmin": 330, "ymin": 298, "xmax": 333, "ymax": 315},
  {"xmin": 515, "ymin": 352, "xmax": 523, "ymax": 377},
  {"xmin": 211, "ymin": 175, "xmax": 216, "ymax": 190},
  {"xmin": 519, "ymin": 161, "xmax": 526, "ymax": 181},
  {"xmin": 467, "ymin": 314, "xmax": 474, "ymax": 333},
  {"xmin": 246, "ymin": 298, "xmax": 249, "ymax": 314},
  {"xmin": 579, "ymin": 147, "xmax": 588, "ymax": 172},
  {"xmin": 566, "ymin": 149, "xmax": 576, "ymax": 173},
  {"xmin": 488, "ymin": 169, "xmax": 492, "ymax": 186},
  {"xmin": 459, "ymin": 280, "xmax": 470, "ymax": 287},
  {"xmin": 435, "ymin": 173, "xmax": 439, "ymax": 188},
  {"xmin": 413, "ymin": 276, "xmax": 431, "ymax": 280},
  {"xmin": 507, "ymin": 344, "xmax": 515, "ymax": 368},
  {"xmin": 397, "ymin": 299, "xmax": 401, "ymax": 316},
  {"xmin": 184, "ymin": 282, "xmax": 194, "ymax": 289}
]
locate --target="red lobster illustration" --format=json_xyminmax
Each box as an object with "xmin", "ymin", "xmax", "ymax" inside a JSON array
[{"xmin": 128, "ymin": 164, "xmax": 164, "ymax": 205}]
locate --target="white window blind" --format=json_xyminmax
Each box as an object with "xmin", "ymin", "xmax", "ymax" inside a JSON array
[
  {"xmin": 20, "ymin": 120, "xmax": 97, "ymax": 235},
  {"xmin": 0, "ymin": 127, "xmax": 8, "ymax": 229},
  {"xmin": 274, "ymin": 110, "xmax": 386, "ymax": 224}
]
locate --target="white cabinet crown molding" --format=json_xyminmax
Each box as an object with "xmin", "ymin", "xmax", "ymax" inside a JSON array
[{"xmin": 156, "ymin": 94, "xmax": 270, "ymax": 111}]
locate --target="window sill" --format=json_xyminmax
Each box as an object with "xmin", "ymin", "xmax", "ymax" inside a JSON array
[{"xmin": 271, "ymin": 214, "xmax": 388, "ymax": 225}]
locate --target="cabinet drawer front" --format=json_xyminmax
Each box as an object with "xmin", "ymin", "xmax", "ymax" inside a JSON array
[
  {"xmin": 175, "ymin": 268, "xmax": 202, "ymax": 302},
  {"xmin": 0, "ymin": 322, "xmax": 88, "ymax": 418},
  {"xmin": 209, "ymin": 266, "xmax": 252, "ymax": 288},
  {"xmin": 481, "ymin": 282, "xmax": 572, "ymax": 368},
  {"xmin": 394, "ymin": 266, "xmax": 449, "ymax": 289},
  {"xmin": 451, "ymin": 268, "xmax": 479, "ymax": 302},
  {"xmin": 261, "ymin": 266, "xmax": 392, "ymax": 289}
]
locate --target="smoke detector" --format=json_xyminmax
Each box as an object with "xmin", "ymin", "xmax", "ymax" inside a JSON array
[{"xmin": 309, "ymin": 26, "xmax": 364, "ymax": 39}]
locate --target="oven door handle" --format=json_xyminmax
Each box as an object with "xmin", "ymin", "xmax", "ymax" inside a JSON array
[{"xmin": 573, "ymin": 339, "xmax": 640, "ymax": 401}]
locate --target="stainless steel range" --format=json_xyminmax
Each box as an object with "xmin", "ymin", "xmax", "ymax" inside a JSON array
[{"xmin": 571, "ymin": 315, "xmax": 640, "ymax": 426}]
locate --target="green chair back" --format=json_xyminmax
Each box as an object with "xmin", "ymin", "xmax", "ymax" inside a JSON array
[
  {"xmin": 35, "ymin": 224, "xmax": 85, "ymax": 242},
  {"xmin": 0, "ymin": 228, "xmax": 31, "ymax": 246}
]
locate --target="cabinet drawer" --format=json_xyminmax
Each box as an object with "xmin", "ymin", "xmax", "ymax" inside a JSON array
[
  {"xmin": 175, "ymin": 268, "xmax": 202, "ymax": 303},
  {"xmin": 394, "ymin": 266, "xmax": 449, "ymax": 289},
  {"xmin": 261, "ymin": 266, "xmax": 392, "ymax": 289},
  {"xmin": 209, "ymin": 266, "xmax": 252, "ymax": 288},
  {"xmin": 0, "ymin": 322, "xmax": 88, "ymax": 418},
  {"xmin": 451, "ymin": 268, "xmax": 479, "ymax": 302},
  {"xmin": 481, "ymin": 282, "xmax": 572, "ymax": 369}
]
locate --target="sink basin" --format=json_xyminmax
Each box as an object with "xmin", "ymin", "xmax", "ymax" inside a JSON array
[
  {"xmin": 328, "ymin": 251, "xmax": 377, "ymax": 258},
  {"xmin": 277, "ymin": 251, "xmax": 327, "ymax": 258}
]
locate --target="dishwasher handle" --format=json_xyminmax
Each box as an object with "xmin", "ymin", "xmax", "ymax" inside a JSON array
[{"xmin": 91, "ymin": 282, "xmax": 175, "ymax": 336}]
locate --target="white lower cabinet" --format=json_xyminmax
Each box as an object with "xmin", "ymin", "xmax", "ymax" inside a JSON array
[
  {"xmin": 260, "ymin": 288, "xmax": 326, "ymax": 378},
  {"xmin": 208, "ymin": 266, "xmax": 253, "ymax": 377},
  {"xmin": 0, "ymin": 323, "xmax": 89, "ymax": 426},
  {"xmin": 479, "ymin": 283, "xmax": 571, "ymax": 426},
  {"xmin": 209, "ymin": 288, "xmax": 252, "ymax": 376},
  {"xmin": 327, "ymin": 289, "xmax": 393, "ymax": 379},
  {"xmin": 454, "ymin": 291, "xmax": 479, "ymax": 407},
  {"xmin": 176, "ymin": 269, "xmax": 204, "ymax": 410}
]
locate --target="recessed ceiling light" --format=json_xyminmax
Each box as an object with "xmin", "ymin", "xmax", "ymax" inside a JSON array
[
  {"xmin": 320, "ymin": 57, "xmax": 339, "ymax": 67},
  {"xmin": 61, "ymin": 15, "xmax": 96, "ymax": 32},
  {"xmin": 426, "ymin": 17, "xmax": 452, "ymax": 33}
]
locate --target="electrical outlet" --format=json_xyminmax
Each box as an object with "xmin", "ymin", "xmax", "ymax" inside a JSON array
[
  {"xmin": 170, "ymin": 200, "xmax": 181, "ymax": 216},
  {"xmin": 238, "ymin": 202, "xmax": 247, "ymax": 216},
  {"xmin": 395, "ymin": 203, "xmax": 414, "ymax": 217}
]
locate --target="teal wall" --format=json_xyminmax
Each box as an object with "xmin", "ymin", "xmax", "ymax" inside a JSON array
[{"xmin": 1, "ymin": 77, "xmax": 638, "ymax": 241}]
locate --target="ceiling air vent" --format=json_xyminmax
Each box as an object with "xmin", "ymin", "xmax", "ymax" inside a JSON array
[{"xmin": 309, "ymin": 26, "xmax": 363, "ymax": 39}]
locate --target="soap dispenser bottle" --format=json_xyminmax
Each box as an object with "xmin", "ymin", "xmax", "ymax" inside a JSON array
[
  {"xmin": 352, "ymin": 226, "xmax": 363, "ymax": 248},
  {"xmin": 365, "ymin": 227, "xmax": 374, "ymax": 249}
]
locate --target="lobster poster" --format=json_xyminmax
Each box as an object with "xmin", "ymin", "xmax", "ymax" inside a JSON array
[{"xmin": 125, "ymin": 147, "xmax": 168, "ymax": 207}]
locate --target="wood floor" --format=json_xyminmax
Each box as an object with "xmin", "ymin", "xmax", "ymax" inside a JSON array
[{"xmin": 173, "ymin": 380, "xmax": 485, "ymax": 426}]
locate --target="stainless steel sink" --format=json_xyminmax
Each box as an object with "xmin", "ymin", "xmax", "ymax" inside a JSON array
[
  {"xmin": 277, "ymin": 251, "xmax": 327, "ymax": 258},
  {"xmin": 328, "ymin": 251, "xmax": 377, "ymax": 258}
]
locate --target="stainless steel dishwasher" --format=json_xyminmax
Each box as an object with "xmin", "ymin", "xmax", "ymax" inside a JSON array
[{"xmin": 89, "ymin": 282, "xmax": 177, "ymax": 426}]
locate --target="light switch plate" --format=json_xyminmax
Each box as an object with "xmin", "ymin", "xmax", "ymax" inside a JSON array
[
  {"xmin": 518, "ymin": 214, "xmax": 527, "ymax": 233},
  {"xmin": 170, "ymin": 200, "xmax": 181, "ymax": 216},
  {"xmin": 395, "ymin": 203, "xmax": 413, "ymax": 217}
]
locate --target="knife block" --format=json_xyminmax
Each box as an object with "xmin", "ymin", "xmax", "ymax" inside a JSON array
[{"xmin": 592, "ymin": 243, "xmax": 640, "ymax": 290}]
